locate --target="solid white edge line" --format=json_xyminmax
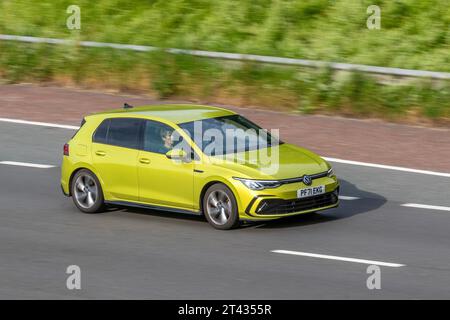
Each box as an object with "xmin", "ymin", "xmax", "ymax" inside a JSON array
[
  {"xmin": 0, "ymin": 161, "xmax": 55, "ymax": 169},
  {"xmin": 1, "ymin": 116, "xmax": 450, "ymax": 178},
  {"xmin": 0, "ymin": 117, "xmax": 79, "ymax": 130},
  {"xmin": 339, "ymin": 196, "xmax": 360, "ymax": 200},
  {"xmin": 402, "ymin": 203, "xmax": 450, "ymax": 212},
  {"xmin": 323, "ymin": 157, "xmax": 450, "ymax": 178},
  {"xmin": 271, "ymin": 250, "xmax": 405, "ymax": 268}
]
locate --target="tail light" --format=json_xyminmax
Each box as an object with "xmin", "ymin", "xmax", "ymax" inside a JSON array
[{"xmin": 63, "ymin": 143, "xmax": 70, "ymax": 156}]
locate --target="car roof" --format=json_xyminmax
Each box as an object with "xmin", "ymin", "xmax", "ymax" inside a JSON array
[{"xmin": 88, "ymin": 104, "xmax": 236, "ymax": 124}]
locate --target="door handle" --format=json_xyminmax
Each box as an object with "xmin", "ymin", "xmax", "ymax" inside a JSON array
[
  {"xmin": 95, "ymin": 151, "xmax": 106, "ymax": 156},
  {"xmin": 139, "ymin": 158, "xmax": 151, "ymax": 164}
]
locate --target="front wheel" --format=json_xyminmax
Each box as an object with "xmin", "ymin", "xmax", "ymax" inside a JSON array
[
  {"xmin": 203, "ymin": 183, "xmax": 239, "ymax": 230},
  {"xmin": 71, "ymin": 169, "xmax": 105, "ymax": 213}
]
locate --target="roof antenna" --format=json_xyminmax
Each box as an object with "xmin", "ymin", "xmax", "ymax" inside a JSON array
[{"xmin": 124, "ymin": 103, "xmax": 133, "ymax": 109}]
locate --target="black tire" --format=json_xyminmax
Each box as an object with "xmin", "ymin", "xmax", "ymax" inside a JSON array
[
  {"xmin": 202, "ymin": 183, "xmax": 240, "ymax": 230},
  {"xmin": 71, "ymin": 169, "xmax": 105, "ymax": 214}
]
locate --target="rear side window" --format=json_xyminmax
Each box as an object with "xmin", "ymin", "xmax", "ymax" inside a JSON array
[
  {"xmin": 93, "ymin": 119, "xmax": 110, "ymax": 144},
  {"xmin": 107, "ymin": 118, "xmax": 143, "ymax": 149}
]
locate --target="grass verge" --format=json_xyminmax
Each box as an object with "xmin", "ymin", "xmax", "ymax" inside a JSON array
[{"xmin": 0, "ymin": 41, "xmax": 449, "ymax": 125}]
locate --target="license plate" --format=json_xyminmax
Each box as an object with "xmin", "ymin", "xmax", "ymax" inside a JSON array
[{"xmin": 297, "ymin": 185, "xmax": 325, "ymax": 199}]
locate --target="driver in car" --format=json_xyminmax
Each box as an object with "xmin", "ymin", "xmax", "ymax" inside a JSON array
[{"xmin": 158, "ymin": 128, "xmax": 174, "ymax": 154}]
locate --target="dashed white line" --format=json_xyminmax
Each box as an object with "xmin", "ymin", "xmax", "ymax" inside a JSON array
[
  {"xmin": 401, "ymin": 203, "xmax": 450, "ymax": 212},
  {"xmin": 0, "ymin": 117, "xmax": 79, "ymax": 130},
  {"xmin": 271, "ymin": 250, "xmax": 405, "ymax": 268},
  {"xmin": 0, "ymin": 161, "xmax": 55, "ymax": 169},
  {"xmin": 323, "ymin": 157, "xmax": 450, "ymax": 178},
  {"xmin": 339, "ymin": 196, "xmax": 360, "ymax": 200}
]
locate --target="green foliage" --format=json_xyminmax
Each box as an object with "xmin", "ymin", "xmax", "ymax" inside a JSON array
[
  {"xmin": 0, "ymin": 0, "xmax": 449, "ymax": 71},
  {"xmin": 0, "ymin": 0, "xmax": 449, "ymax": 122}
]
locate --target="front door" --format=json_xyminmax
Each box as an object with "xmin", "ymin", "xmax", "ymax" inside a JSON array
[{"xmin": 137, "ymin": 120, "xmax": 194, "ymax": 210}]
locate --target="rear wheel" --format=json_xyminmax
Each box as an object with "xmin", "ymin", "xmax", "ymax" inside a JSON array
[
  {"xmin": 203, "ymin": 183, "xmax": 239, "ymax": 230},
  {"xmin": 71, "ymin": 169, "xmax": 105, "ymax": 213}
]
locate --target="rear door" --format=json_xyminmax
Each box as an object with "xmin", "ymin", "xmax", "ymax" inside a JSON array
[{"xmin": 92, "ymin": 118, "xmax": 144, "ymax": 201}]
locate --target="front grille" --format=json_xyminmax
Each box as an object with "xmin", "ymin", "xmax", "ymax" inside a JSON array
[
  {"xmin": 255, "ymin": 192, "xmax": 338, "ymax": 215},
  {"xmin": 273, "ymin": 171, "xmax": 328, "ymax": 185}
]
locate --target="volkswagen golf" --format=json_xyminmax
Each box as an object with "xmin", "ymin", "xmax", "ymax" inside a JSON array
[{"xmin": 61, "ymin": 104, "xmax": 339, "ymax": 229}]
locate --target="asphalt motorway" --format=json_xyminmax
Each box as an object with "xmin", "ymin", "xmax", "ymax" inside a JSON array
[{"xmin": 1, "ymin": 121, "xmax": 450, "ymax": 299}]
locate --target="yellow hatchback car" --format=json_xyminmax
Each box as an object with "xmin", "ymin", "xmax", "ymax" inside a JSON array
[{"xmin": 61, "ymin": 104, "xmax": 339, "ymax": 229}]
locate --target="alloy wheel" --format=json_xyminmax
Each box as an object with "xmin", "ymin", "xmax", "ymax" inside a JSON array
[
  {"xmin": 206, "ymin": 190, "xmax": 232, "ymax": 226},
  {"xmin": 73, "ymin": 174, "xmax": 98, "ymax": 209}
]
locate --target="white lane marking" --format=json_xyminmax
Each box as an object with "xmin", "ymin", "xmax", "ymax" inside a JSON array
[
  {"xmin": 339, "ymin": 196, "xmax": 360, "ymax": 200},
  {"xmin": 402, "ymin": 203, "xmax": 450, "ymax": 212},
  {"xmin": 323, "ymin": 157, "xmax": 450, "ymax": 178},
  {"xmin": 0, "ymin": 161, "xmax": 55, "ymax": 168},
  {"xmin": 0, "ymin": 117, "xmax": 79, "ymax": 130},
  {"xmin": 1, "ymin": 117, "xmax": 450, "ymax": 178},
  {"xmin": 271, "ymin": 250, "xmax": 405, "ymax": 268}
]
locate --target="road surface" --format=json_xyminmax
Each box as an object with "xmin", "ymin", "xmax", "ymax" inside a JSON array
[{"xmin": 0, "ymin": 85, "xmax": 450, "ymax": 299}]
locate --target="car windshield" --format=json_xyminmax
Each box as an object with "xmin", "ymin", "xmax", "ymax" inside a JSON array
[{"xmin": 178, "ymin": 115, "xmax": 283, "ymax": 156}]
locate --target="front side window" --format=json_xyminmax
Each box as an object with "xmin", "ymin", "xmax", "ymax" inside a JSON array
[{"xmin": 143, "ymin": 120, "xmax": 185, "ymax": 154}]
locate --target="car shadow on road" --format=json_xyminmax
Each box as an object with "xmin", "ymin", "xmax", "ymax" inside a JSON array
[
  {"xmin": 251, "ymin": 179, "xmax": 386, "ymax": 229},
  {"xmin": 104, "ymin": 179, "xmax": 386, "ymax": 230}
]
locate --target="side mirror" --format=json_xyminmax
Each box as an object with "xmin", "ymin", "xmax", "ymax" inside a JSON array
[{"xmin": 165, "ymin": 149, "xmax": 189, "ymax": 162}]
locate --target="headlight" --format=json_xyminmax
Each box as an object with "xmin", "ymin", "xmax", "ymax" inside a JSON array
[
  {"xmin": 327, "ymin": 167, "xmax": 335, "ymax": 177},
  {"xmin": 233, "ymin": 177, "xmax": 281, "ymax": 190}
]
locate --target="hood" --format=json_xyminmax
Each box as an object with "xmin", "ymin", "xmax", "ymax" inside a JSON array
[{"xmin": 209, "ymin": 143, "xmax": 329, "ymax": 180}]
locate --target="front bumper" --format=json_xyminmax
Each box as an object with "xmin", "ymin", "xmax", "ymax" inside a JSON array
[
  {"xmin": 238, "ymin": 176, "xmax": 339, "ymax": 220},
  {"xmin": 254, "ymin": 190, "xmax": 338, "ymax": 215}
]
